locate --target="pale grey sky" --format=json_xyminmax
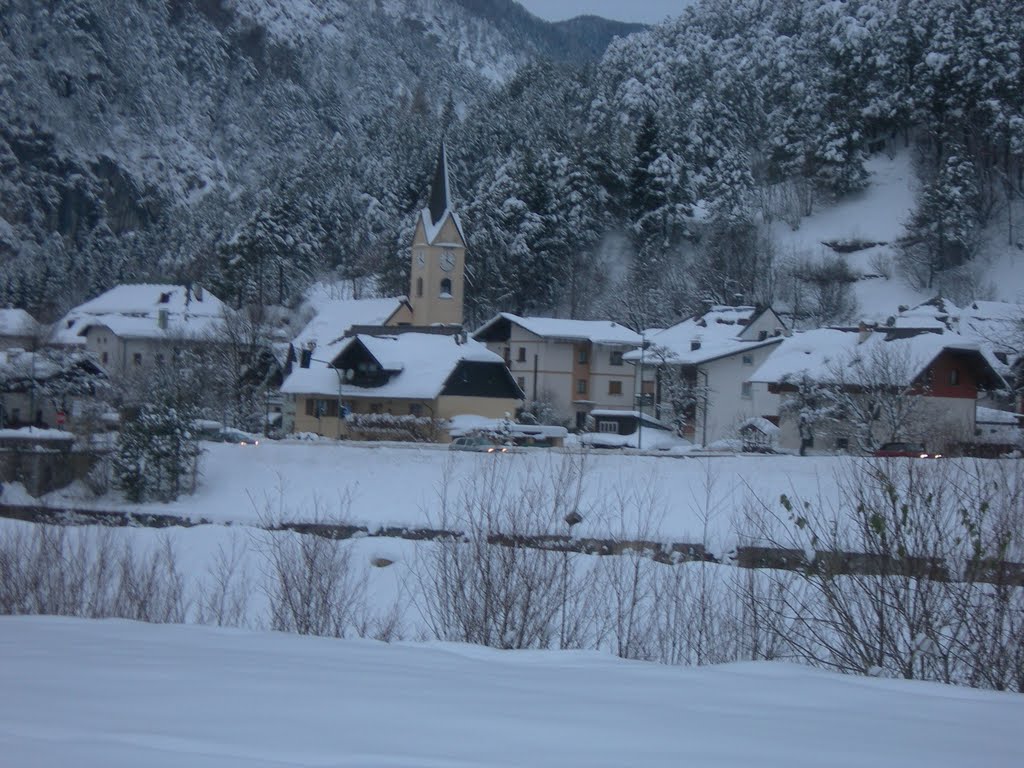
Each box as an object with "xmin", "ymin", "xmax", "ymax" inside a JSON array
[{"xmin": 516, "ymin": 0, "xmax": 693, "ymax": 24}]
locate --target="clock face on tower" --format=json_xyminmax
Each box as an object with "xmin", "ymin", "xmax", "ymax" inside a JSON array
[{"xmin": 440, "ymin": 250, "xmax": 456, "ymax": 272}]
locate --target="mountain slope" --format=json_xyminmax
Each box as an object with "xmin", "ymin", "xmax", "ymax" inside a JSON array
[{"xmin": 0, "ymin": 0, "xmax": 636, "ymax": 317}]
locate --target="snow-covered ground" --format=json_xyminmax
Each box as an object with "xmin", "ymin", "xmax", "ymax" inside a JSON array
[
  {"xmin": 23, "ymin": 440, "xmax": 864, "ymax": 550},
  {"xmin": 770, "ymin": 149, "xmax": 1024, "ymax": 319},
  {"xmin": 1, "ymin": 616, "xmax": 1020, "ymax": 768}
]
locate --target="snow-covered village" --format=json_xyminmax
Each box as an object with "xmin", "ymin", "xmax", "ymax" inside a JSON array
[{"xmin": 2, "ymin": 1, "xmax": 1024, "ymax": 765}]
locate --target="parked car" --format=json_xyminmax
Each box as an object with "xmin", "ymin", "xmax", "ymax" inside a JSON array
[
  {"xmin": 873, "ymin": 441, "xmax": 941, "ymax": 458},
  {"xmin": 209, "ymin": 428, "xmax": 261, "ymax": 447},
  {"xmin": 449, "ymin": 436, "xmax": 508, "ymax": 453}
]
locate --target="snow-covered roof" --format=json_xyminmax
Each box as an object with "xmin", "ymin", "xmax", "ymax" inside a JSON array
[
  {"xmin": 52, "ymin": 284, "xmax": 227, "ymax": 344},
  {"xmin": 475, "ymin": 313, "xmax": 643, "ymax": 346},
  {"xmin": 750, "ymin": 328, "xmax": 1006, "ymax": 388},
  {"xmin": 739, "ymin": 416, "xmax": 781, "ymax": 436},
  {"xmin": 281, "ymin": 332, "xmax": 508, "ymax": 401},
  {"xmin": 975, "ymin": 406, "xmax": 1022, "ymax": 425},
  {"xmin": 0, "ymin": 426, "xmax": 74, "ymax": 441},
  {"xmin": 626, "ymin": 306, "xmax": 781, "ymax": 365},
  {"xmin": 292, "ymin": 296, "xmax": 407, "ymax": 358},
  {"xmin": 886, "ymin": 297, "xmax": 1022, "ymax": 349},
  {"xmin": 590, "ymin": 409, "xmax": 670, "ymax": 428},
  {"xmin": 0, "ymin": 308, "xmax": 37, "ymax": 339}
]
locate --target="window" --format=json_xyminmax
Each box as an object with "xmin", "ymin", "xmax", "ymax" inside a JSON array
[
  {"xmin": 641, "ymin": 380, "xmax": 654, "ymax": 395},
  {"xmin": 133, "ymin": 352, "xmax": 143, "ymax": 366},
  {"xmin": 409, "ymin": 403, "xmax": 423, "ymax": 417},
  {"xmin": 369, "ymin": 403, "xmax": 382, "ymax": 414},
  {"xmin": 610, "ymin": 350, "xmax": 624, "ymax": 366},
  {"xmin": 440, "ymin": 278, "xmax": 452, "ymax": 296},
  {"xmin": 598, "ymin": 421, "xmax": 619, "ymax": 434},
  {"xmin": 742, "ymin": 354, "xmax": 754, "ymax": 366},
  {"xmin": 416, "ymin": 277, "xmax": 423, "ymax": 298},
  {"xmin": 576, "ymin": 379, "xmax": 588, "ymax": 395},
  {"xmin": 101, "ymin": 352, "xmax": 108, "ymax": 364},
  {"xmin": 305, "ymin": 399, "xmax": 314, "ymax": 417},
  {"xmin": 503, "ymin": 346, "xmax": 512, "ymax": 365},
  {"xmin": 155, "ymin": 353, "xmax": 165, "ymax": 366},
  {"xmin": 741, "ymin": 382, "xmax": 752, "ymax": 399},
  {"xmin": 517, "ymin": 347, "xmax": 526, "ymax": 362},
  {"xmin": 608, "ymin": 380, "xmax": 623, "ymax": 395},
  {"xmin": 948, "ymin": 368, "xmax": 960, "ymax": 386},
  {"xmin": 516, "ymin": 376, "xmax": 526, "ymax": 390},
  {"xmin": 577, "ymin": 347, "xmax": 589, "ymax": 364}
]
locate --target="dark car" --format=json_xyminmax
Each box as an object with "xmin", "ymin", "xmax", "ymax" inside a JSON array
[
  {"xmin": 449, "ymin": 436, "xmax": 508, "ymax": 453},
  {"xmin": 209, "ymin": 428, "xmax": 261, "ymax": 446},
  {"xmin": 873, "ymin": 441, "xmax": 941, "ymax": 458}
]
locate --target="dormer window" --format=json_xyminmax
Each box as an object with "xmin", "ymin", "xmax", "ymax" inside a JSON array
[{"xmin": 159, "ymin": 292, "xmax": 171, "ymax": 304}]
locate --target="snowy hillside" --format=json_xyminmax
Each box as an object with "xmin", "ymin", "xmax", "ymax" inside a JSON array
[
  {"xmin": 2, "ymin": 617, "xmax": 1021, "ymax": 767},
  {"xmin": 771, "ymin": 150, "xmax": 1024, "ymax": 322}
]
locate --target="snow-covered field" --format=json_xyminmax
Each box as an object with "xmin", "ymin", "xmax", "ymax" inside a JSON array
[
  {"xmin": 26, "ymin": 440, "xmax": 865, "ymax": 550},
  {"xmin": 1, "ymin": 616, "xmax": 1020, "ymax": 768}
]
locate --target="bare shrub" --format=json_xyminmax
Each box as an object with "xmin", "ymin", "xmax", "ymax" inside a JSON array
[
  {"xmin": 412, "ymin": 452, "xmax": 591, "ymax": 649},
  {"xmin": 254, "ymin": 494, "xmax": 369, "ymax": 638},
  {"xmin": 194, "ymin": 532, "xmax": 252, "ymax": 628},
  {"xmin": 740, "ymin": 458, "xmax": 1024, "ymax": 690},
  {"xmin": 0, "ymin": 524, "xmax": 187, "ymax": 623}
]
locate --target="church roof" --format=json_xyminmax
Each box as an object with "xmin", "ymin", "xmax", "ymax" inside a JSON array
[
  {"xmin": 420, "ymin": 143, "xmax": 465, "ymax": 245},
  {"xmin": 428, "ymin": 143, "xmax": 451, "ymax": 227}
]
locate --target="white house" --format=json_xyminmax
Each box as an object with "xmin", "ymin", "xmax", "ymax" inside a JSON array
[
  {"xmin": 748, "ymin": 327, "xmax": 1007, "ymax": 453},
  {"xmin": 472, "ymin": 313, "xmax": 643, "ymax": 429},
  {"xmin": 53, "ymin": 284, "xmax": 228, "ymax": 373},
  {"xmin": 624, "ymin": 306, "xmax": 787, "ymax": 445}
]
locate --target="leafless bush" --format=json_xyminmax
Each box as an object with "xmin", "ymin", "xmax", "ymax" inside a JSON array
[
  {"xmin": 194, "ymin": 532, "xmax": 253, "ymax": 628},
  {"xmin": 0, "ymin": 524, "xmax": 187, "ymax": 623},
  {"xmin": 254, "ymin": 493, "xmax": 369, "ymax": 638},
  {"xmin": 412, "ymin": 453, "xmax": 591, "ymax": 649},
  {"xmin": 740, "ymin": 458, "xmax": 1024, "ymax": 690}
]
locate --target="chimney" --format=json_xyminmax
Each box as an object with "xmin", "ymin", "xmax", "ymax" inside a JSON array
[
  {"xmin": 300, "ymin": 348, "xmax": 312, "ymax": 368},
  {"xmin": 158, "ymin": 309, "xmax": 169, "ymax": 330}
]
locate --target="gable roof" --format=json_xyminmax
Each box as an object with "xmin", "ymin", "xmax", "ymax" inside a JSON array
[
  {"xmin": 419, "ymin": 142, "xmax": 466, "ymax": 245},
  {"xmin": 53, "ymin": 284, "xmax": 227, "ymax": 344},
  {"xmin": 292, "ymin": 296, "xmax": 408, "ymax": 359},
  {"xmin": 0, "ymin": 308, "xmax": 37, "ymax": 339},
  {"xmin": 428, "ymin": 143, "xmax": 452, "ymax": 227},
  {"xmin": 750, "ymin": 328, "xmax": 1007, "ymax": 389},
  {"xmin": 281, "ymin": 332, "xmax": 512, "ymax": 401},
  {"xmin": 625, "ymin": 306, "xmax": 783, "ymax": 365},
  {"xmin": 473, "ymin": 313, "xmax": 643, "ymax": 346}
]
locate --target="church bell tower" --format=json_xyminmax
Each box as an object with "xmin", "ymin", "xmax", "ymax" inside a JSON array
[{"xmin": 409, "ymin": 143, "xmax": 466, "ymax": 327}]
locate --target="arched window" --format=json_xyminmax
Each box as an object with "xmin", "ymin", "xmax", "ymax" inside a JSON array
[
  {"xmin": 416, "ymin": 277, "xmax": 423, "ymax": 297},
  {"xmin": 440, "ymin": 278, "xmax": 452, "ymax": 296}
]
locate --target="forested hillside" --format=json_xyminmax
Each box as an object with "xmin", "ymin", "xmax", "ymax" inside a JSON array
[{"xmin": 2, "ymin": 0, "xmax": 1021, "ymax": 329}]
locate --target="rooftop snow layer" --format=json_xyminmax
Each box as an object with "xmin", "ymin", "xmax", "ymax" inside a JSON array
[
  {"xmin": 626, "ymin": 306, "xmax": 779, "ymax": 365},
  {"xmin": 53, "ymin": 284, "xmax": 227, "ymax": 344},
  {"xmin": 479, "ymin": 313, "xmax": 643, "ymax": 346},
  {"xmin": 291, "ymin": 296, "xmax": 407, "ymax": 356},
  {"xmin": 750, "ymin": 328, "xmax": 1004, "ymax": 387},
  {"xmin": 281, "ymin": 332, "xmax": 506, "ymax": 400},
  {"xmin": 0, "ymin": 308, "xmax": 37, "ymax": 338}
]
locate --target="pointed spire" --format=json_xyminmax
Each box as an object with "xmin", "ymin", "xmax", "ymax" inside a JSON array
[{"xmin": 427, "ymin": 142, "xmax": 451, "ymax": 226}]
